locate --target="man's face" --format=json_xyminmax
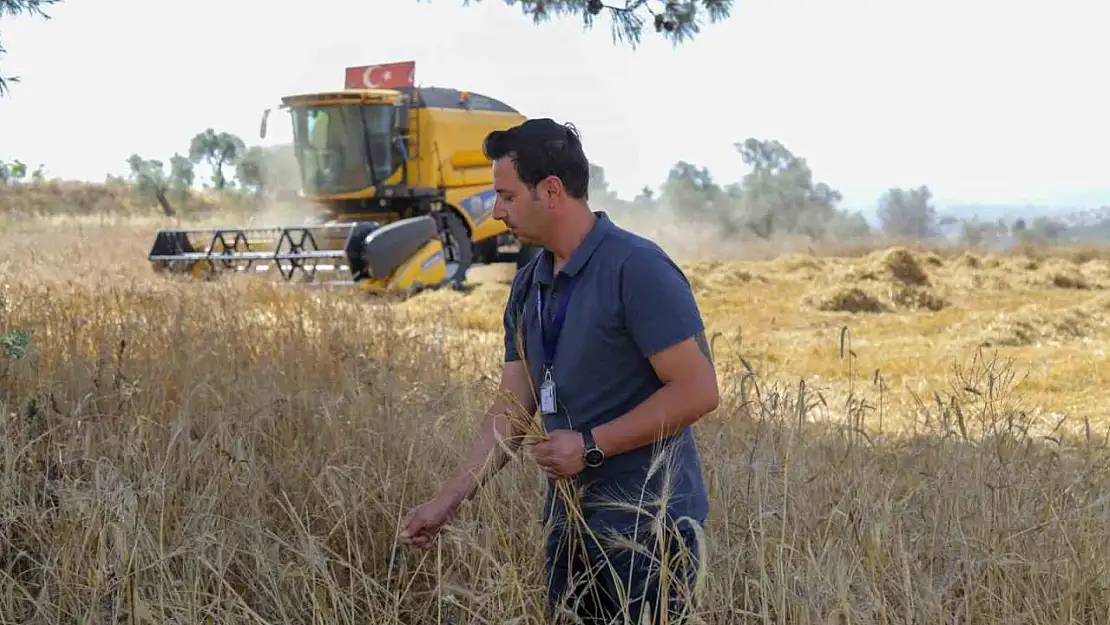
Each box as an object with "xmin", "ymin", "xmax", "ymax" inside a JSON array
[{"xmin": 491, "ymin": 156, "xmax": 549, "ymax": 246}]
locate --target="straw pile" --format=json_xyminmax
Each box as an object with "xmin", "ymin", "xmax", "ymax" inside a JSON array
[{"xmin": 802, "ymin": 247, "xmax": 949, "ymax": 314}]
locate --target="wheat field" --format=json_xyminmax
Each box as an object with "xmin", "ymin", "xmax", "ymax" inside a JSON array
[{"xmin": 2, "ymin": 191, "xmax": 1110, "ymax": 624}]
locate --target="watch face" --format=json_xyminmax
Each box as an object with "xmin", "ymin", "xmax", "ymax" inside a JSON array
[{"xmin": 585, "ymin": 448, "xmax": 604, "ymax": 466}]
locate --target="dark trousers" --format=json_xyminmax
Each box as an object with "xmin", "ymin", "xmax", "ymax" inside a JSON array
[{"xmin": 544, "ymin": 521, "xmax": 703, "ymax": 625}]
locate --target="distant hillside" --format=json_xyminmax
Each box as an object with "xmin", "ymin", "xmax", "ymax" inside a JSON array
[
  {"xmin": 0, "ymin": 180, "xmax": 239, "ymax": 219},
  {"xmin": 852, "ymin": 187, "xmax": 1110, "ymax": 228},
  {"xmin": 0, "ymin": 180, "xmax": 163, "ymax": 217},
  {"xmin": 939, "ymin": 203, "xmax": 1064, "ymax": 224},
  {"xmin": 940, "ymin": 203, "xmax": 1110, "ymax": 229},
  {"xmin": 858, "ymin": 202, "xmax": 1071, "ymax": 232}
]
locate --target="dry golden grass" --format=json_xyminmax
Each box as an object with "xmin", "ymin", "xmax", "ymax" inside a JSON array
[{"xmin": 3, "ymin": 191, "xmax": 1110, "ymax": 623}]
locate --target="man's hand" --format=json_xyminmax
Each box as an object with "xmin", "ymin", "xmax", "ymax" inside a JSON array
[
  {"xmin": 529, "ymin": 429, "xmax": 586, "ymax": 478},
  {"xmin": 398, "ymin": 361, "xmax": 537, "ymax": 550},
  {"xmin": 397, "ymin": 496, "xmax": 459, "ymax": 549}
]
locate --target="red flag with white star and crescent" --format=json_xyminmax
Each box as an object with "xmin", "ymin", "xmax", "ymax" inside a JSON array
[{"xmin": 344, "ymin": 61, "xmax": 416, "ymax": 89}]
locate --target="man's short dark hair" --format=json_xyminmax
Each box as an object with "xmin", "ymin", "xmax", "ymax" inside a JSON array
[{"xmin": 482, "ymin": 118, "xmax": 590, "ymax": 200}]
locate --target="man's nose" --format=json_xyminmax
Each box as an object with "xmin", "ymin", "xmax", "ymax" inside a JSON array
[{"xmin": 492, "ymin": 198, "xmax": 506, "ymax": 220}]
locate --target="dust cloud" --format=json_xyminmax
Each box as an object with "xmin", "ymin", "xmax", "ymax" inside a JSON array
[
  {"xmin": 595, "ymin": 198, "xmax": 820, "ymax": 263},
  {"xmin": 242, "ymin": 197, "xmax": 327, "ymax": 228}
]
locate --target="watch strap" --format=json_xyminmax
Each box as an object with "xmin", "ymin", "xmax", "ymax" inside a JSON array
[
  {"xmin": 582, "ymin": 428, "xmax": 596, "ymax": 450},
  {"xmin": 581, "ymin": 428, "xmax": 604, "ymax": 466}
]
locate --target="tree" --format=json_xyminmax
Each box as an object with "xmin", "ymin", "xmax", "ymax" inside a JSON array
[
  {"xmin": 1023, "ymin": 216, "xmax": 1068, "ymax": 244},
  {"xmin": 168, "ymin": 153, "xmax": 195, "ymax": 206},
  {"xmin": 639, "ymin": 138, "xmax": 870, "ymax": 243},
  {"xmin": 823, "ymin": 210, "xmax": 873, "ymax": 243},
  {"xmin": 658, "ymin": 160, "xmax": 723, "ymax": 224},
  {"xmin": 236, "ymin": 146, "xmax": 265, "ymax": 197},
  {"xmin": 127, "ymin": 154, "xmax": 193, "ymax": 217},
  {"xmin": 0, "ymin": 158, "xmax": 43, "ymax": 183},
  {"xmin": 958, "ymin": 217, "xmax": 1009, "ymax": 249},
  {"xmin": 0, "ymin": 0, "xmax": 61, "ymax": 96},
  {"xmin": 188, "ymin": 129, "xmax": 247, "ymax": 190},
  {"xmin": 0, "ymin": 158, "xmax": 26, "ymax": 183},
  {"xmin": 728, "ymin": 138, "xmax": 845, "ymax": 240},
  {"xmin": 447, "ymin": 0, "xmax": 734, "ymax": 46},
  {"xmin": 876, "ymin": 185, "xmax": 938, "ymax": 240},
  {"xmin": 127, "ymin": 155, "xmax": 173, "ymax": 216},
  {"xmin": 633, "ymin": 185, "xmax": 654, "ymax": 206}
]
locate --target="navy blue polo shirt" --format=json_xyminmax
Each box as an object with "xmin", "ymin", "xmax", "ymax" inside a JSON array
[{"xmin": 503, "ymin": 211, "xmax": 711, "ymax": 536}]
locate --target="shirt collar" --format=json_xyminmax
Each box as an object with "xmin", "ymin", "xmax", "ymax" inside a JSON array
[{"xmin": 534, "ymin": 211, "xmax": 613, "ymax": 285}]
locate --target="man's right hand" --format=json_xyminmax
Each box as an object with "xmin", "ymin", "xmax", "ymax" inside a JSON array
[
  {"xmin": 397, "ymin": 496, "xmax": 459, "ymax": 549},
  {"xmin": 397, "ymin": 361, "xmax": 536, "ymax": 550}
]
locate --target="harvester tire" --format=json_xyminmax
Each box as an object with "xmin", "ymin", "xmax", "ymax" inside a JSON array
[{"xmin": 441, "ymin": 211, "xmax": 473, "ymax": 285}]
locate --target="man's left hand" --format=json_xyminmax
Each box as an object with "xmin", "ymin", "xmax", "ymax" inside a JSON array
[{"xmin": 529, "ymin": 429, "xmax": 585, "ymax": 478}]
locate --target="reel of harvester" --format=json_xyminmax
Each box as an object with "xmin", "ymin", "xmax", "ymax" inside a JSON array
[{"xmin": 147, "ymin": 215, "xmax": 454, "ymax": 294}]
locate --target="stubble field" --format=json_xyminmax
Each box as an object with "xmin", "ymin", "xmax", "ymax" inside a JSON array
[{"xmin": 2, "ymin": 187, "xmax": 1110, "ymax": 624}]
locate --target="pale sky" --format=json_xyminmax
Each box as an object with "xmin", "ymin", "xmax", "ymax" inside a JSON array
[{"xmin": 0, "ymin": 0, "xmax": 1106, "ymax": 209}]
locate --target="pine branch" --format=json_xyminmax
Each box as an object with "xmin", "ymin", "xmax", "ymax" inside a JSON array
[
  {"xmin": 0, "ymin": 0, "xmax": 62, "ymax": 97},
  {"xmin": 443, "ymin": 0, "xmax": 733, "ymax": 48},
  {"xmin": 0, "ymin": 0, "xmax": 61, "ymax": 17}
]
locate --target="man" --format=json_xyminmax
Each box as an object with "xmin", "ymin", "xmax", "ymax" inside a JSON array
[{"xmin": 398, "ymin": 118, "xmax": 718, "ymax": 624}]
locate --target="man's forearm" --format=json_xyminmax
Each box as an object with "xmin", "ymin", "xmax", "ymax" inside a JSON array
[
  {"xmin": 592, "ymin": 379, "xmax": 717, "ymax": 458},
  {"xmin": 437, "ymin": 401, "xmax": 524, "ymax": 507}
]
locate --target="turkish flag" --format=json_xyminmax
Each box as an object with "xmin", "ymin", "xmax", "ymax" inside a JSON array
[{"xmin": 344, "ymin": 61, "xmax": 416, "ymax": 90}]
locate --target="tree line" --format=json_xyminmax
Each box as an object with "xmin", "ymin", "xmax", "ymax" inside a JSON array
[
  {"xmin": 96, "ymin": 129, "xmax": 301, "ymax": 217},
  {"xmin": 1, "ymin": 127, "xmax": 1088, "ymax": 250},
  {"xmin": 588, "ymin": 138, "xmax": 1081, "ymax": 249}
]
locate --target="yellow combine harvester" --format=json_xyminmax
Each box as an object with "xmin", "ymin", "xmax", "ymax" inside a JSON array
[{"xmin": 147, "ymin": 60, "xmax": 541, "ymax": 293}]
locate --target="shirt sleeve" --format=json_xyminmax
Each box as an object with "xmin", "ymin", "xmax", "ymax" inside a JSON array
[
  {"xmin": 503, "ymin": 266, "xmax": 531, "ymax": 363},
  {"xmin": 503, "ymin": 300, "xmax": 521, "ymax": 362},
  {"xmin": 619, "ymin": 245, "xmax": 706, "ymax": 359}
]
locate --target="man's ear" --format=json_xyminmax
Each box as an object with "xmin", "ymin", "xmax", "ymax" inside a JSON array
[{"xmin": 539, "ymin": 175, "xmax": 563, "ymax": 201}]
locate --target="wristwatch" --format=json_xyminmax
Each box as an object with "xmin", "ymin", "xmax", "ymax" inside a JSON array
[{"xmin": 582, "ymin": 429, "xmax": 605, "ymax": 468}]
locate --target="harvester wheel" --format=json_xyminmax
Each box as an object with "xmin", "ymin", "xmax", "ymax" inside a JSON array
[{"xmin": 440, "ymin": 211, "xmax": 473, "ymax": 285}]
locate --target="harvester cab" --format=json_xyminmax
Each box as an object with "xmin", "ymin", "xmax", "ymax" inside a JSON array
[{"xmin": 148, "ymin": 60, "xmax": 534, "ymax": 294}]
